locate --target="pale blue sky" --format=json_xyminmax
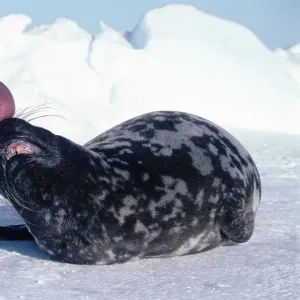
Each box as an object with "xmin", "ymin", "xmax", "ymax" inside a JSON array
[{"xmin": 1, "ymin": 0, "xmax": 299, "ymax": 49}]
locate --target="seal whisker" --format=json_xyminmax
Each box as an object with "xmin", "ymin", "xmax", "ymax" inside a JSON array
[
  {"xmin": 4, "ymin": 186, "xmax": 41, "ymax": 226},
  {"xmin": 15, "ymin": 103, "xmax": 54, "ymax": 120},
  {"xmin": 2, "ymin": 186, "xmax": 31, "ymax": 212},
  {"xmin": 14, "ymin": 106, "xmax": 35, "ymax": 118},
  {"xmin": 13, "ymin": 104, "xmax": 69, "ymax": 126},
  {"xmin": 19, "ymin": 106, "xmax": 54, "ymax": 121},
  {"xmin": 27, "ymin": 114, "xmax": 68, "ymax": 123},
  {"xmin": 23, "ymin": 107, "xmax": 54, "ymax": 120},
  {"xmin": 3, "ymin": 185, "xmax": 29, "ymax": 208},
  {"xmin": 15, "ymin": 104, "xmax": 47, "ymax": 118},
  {"xmin": 3, "ymin": 181, "xmax": 41, "ymax": 210},
  {"xmin": 1, "ymin": 188, "xmax": 41, "ymax": 228}
]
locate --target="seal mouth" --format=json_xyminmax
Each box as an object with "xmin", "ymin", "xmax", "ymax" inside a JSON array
[{"xmin": 6, "ymin": 140, "xmax": 41, "ymax": 160}]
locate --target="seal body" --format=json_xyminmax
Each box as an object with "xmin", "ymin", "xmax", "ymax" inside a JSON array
[{"xmin": 0, "ymin": 111, "xmax": 261, "ymax": 265}]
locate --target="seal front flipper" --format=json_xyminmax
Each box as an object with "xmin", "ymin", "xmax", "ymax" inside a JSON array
[{"xmin": 0, "ymin": 224, "xmax": 33, "ymax": 240}]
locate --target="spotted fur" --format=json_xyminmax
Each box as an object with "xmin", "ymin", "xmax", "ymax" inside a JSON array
[{"xmin": 0, "ymin": 111, "xmax": 261, "ymax": 265}]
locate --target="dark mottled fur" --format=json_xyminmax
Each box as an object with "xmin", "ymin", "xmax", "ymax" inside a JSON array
[{"xmin": 0, "ymin": 111, "xmax": 261, "ymax": 265}]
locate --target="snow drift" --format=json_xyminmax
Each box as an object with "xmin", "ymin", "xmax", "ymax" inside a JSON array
[
  {"xmin": 0, "ymin": 4, "xmax": 299, "ymax": 145},
  {"xmin": 274, "ymin": 43, "xmax": 300, "ymax": 85}
]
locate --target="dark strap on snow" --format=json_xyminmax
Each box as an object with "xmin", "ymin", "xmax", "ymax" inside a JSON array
[{"xmin": 0, "ymin": 225, "xmax": 33, "ymax": 240}]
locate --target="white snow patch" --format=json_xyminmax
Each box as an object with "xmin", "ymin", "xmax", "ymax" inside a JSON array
[{"xmin": 274, "ymin": 43, "xmax": 300, "ymax": 85}]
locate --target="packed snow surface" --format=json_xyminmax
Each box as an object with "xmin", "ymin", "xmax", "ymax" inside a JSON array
[{"xmin": 0, "ymin": 4, "xmax": 299, "ymax": 300}]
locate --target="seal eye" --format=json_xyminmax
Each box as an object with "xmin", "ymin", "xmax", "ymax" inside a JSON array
[{"xmin": 6, "ymin": 141, "xmax": 41, "ymax": 160}]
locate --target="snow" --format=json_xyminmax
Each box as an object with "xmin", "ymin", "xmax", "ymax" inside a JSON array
[
  {"xmin": 0, "ymin": 4, "xmax": 299, "ymax": 300},
  {"xmin": 275, "ymin": 43, "xmax": 300, "ymax": 85}
]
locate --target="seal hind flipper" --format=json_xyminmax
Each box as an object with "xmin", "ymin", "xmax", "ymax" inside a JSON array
[
  {"xmin": 219, "ymin": 197, "xmax": 255, "ymax": 243},
  {"xmin": 0, "ymin": 224, "xmax": 33, "ymax": 240}
]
